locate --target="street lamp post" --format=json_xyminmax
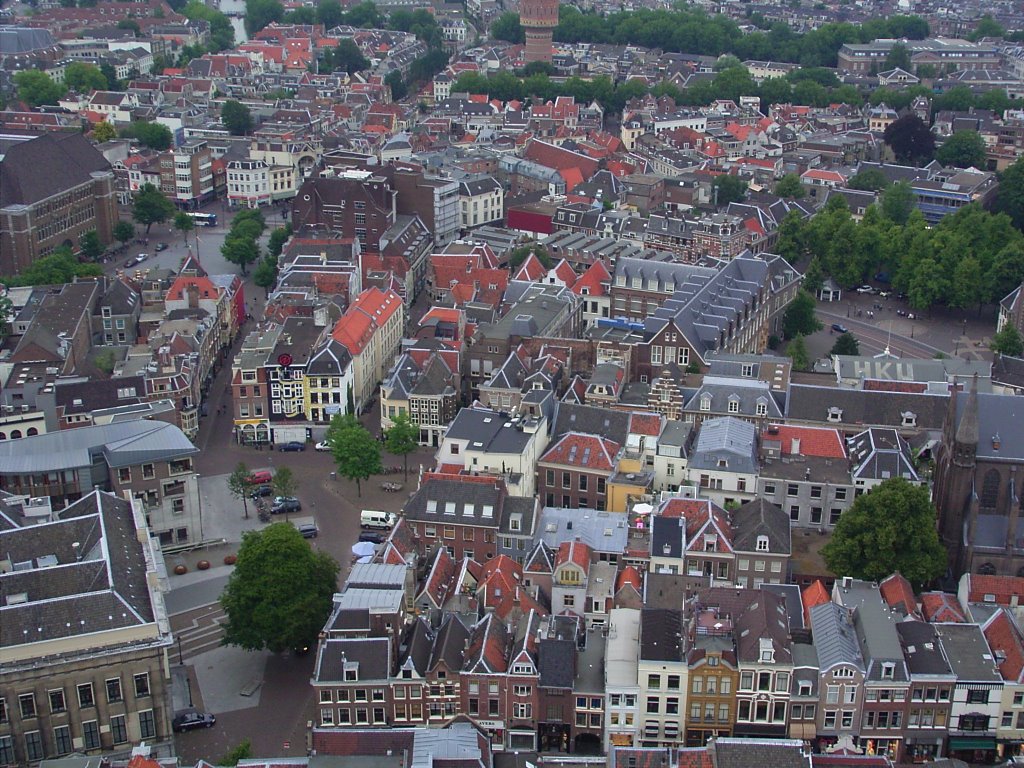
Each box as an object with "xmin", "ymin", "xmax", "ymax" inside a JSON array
[{"xmin": 195, "ymin": 475, "xmax": 204, "ymax": 542}]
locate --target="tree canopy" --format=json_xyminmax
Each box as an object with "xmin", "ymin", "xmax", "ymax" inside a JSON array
[
  {"xmin": 847, "ymin": 168, "xmax": 889, "ymax": 191},
  {"xmin": 120, "ymin": 121, "xmax": 173, "ymax": 151},
  {"xmin": 113, "ymin": 220, "xmax": 136, "ymax": 244},
  {"xmin": 991, "ymin": 324, "xmax": 1024, "ymax": 357},
  {"xmin": 935, "ymin": 130, "xmax": 987, "ymax": 169},
  {"xmin": 774, "ymin": 173, "xmax": 805, "ymax": 199},
  {"xmin": 787, "ymin": 334, "xmax": 810, "ymax": 371},
  {"xmin": 385, "ymin": 412, "xmax": 419, "ymax": 480},
  {"xmin": 91, "ymin": 121, "xmax": 117, "ymax": 142},
  {"xmin": 491, "ymin": 12, "xmax": 524, "ymax": 44},
  {"xmin": 830, "ymin": 332, "xmax": 860, "ymax": 356},
  {"xmin": 328, "ymin": 38, "xmax": 371, "ymax": 74},
  {"xmin": 245, "ymin": 0, "xmax": 284, "ymax": 35},
  {"xmin": 79, "ymin": 229, "xmax": 103, "ymax": 261},
  {"xmin": 883, "ymin": 114, "xmax": 935, "ymax": 165},
  {"xmin": 64, "ymin": 62, "xmax": 107, "ymax": 93},
  {"xmin": 13, "ymin": 70, "xmax": 65, "ymax": 107},
  {"xmin": 324, "ymin": 413, "xmax": 382, "ymax": 497},
  {"xmin": 220, "ymin": 523, "xmax": 339, "ymax": 653},
  {"xmin": 2, "ymin": 247, "xmax": 102, "ymax": 287},
  {"xmin": 226, "ymin": 462, "xmax": 252, "ymax": 520},
  {"xmin": 820, "ymin": 478, "xmax": 946, "ymax": 586},
  {"xmin": 996, "ymin": 158, "xmax": 1024, "ymax": 231},
  {"xmin": 221, "ymin": 100, "xmax": 253, "ymax": 135},
  {"xmin": 713, "ymin": 174, "xmax": 747, "ymax": 205},
  {"xmin": 783, "ymin": 290, "xmax": 822, "ymax": 338},
  {"xmin": 182, "ymin": 0, "xmax": 235, "ymax": 50},
  {"xmin": 132, "ymin": 183, "xmax": 175, "ymax": 234}
]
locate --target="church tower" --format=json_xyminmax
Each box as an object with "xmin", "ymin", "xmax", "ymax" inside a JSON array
[{"xmin": 934, "ymin": 376, "xmax": 978, "ymax": 571}]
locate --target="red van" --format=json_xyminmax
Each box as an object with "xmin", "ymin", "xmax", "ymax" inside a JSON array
[{"xmin": 246, "ymin": 470, "xmax": 273, "ymax": 485}]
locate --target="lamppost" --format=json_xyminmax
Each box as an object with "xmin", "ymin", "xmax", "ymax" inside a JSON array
[{"xmin": 195, "ymin": 474, "xmax": 204, "ymax": 542}]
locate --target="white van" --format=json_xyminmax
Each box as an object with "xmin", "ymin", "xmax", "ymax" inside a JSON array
[{"xmin": 361, "ymin": 510, "xmax": 397, "ymax": 530}]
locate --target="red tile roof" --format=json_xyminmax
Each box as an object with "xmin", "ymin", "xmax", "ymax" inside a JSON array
[
  {"xmin": 513, "ymin": 252, "xmax": 546, "ymax": 281},
  {"xmin": 541, "ymin": 432, "xmax": 620, "ymax": 471},
  {"xmin": 862, "ymin": 379, "xmax": 928, "ymax": 393},
  {"xmin": 555, "ymin": 540, "xmax": 593, "ymax": 571},
  {"xmin": 802, "ymin": 580, "xmax": 832, "ymax": 626},
  {"xmin": 313, "ymin": 729, "xmax": 414, "ymax": 756},
  {"xmin": 616, "ymin": 565, "xmax": 642, "ymax": 593},
  {"xmin": 920, "ymin": 591, "xmax": 966, "ymax": 623},
  {"xmin": 983, "ymin": 608, "xmax": 1024, "ymax": 683},
  {"xmin": 523, "ymin": 139, "xmax": 599, "ymax": 177},
  {"xmin": 571, "ymin": 259, "xmax": 611, "ymax": 297},
  {"xmin": 629, "ymin": 412, "xmax": 662, "ymax": 437},
  {"xmin": 761, "ymin": 425, "xmax": 846, "ymax": 459},
  {"xmin": 879, "ymin": 572, "xmax": 921, "ymax": 619},
  {"xmin": 966, "ymin": 574, "xmax": 1024, "ymax": 605},
  {"xmin": 166, "ymin": 274, "xmax": 220, "ymax": 302},
  {"xmin": 677, "ymin": 749, "xmax": 714, "ymax": 768},
  {"xmin": 552, "ymin": 259, "xmax": 577, "ymax": 287}
]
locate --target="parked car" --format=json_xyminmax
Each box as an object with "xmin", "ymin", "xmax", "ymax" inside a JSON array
[
  {"xmin": 246, "ymin": 470, "xmax": 272, "ymax": 485},
  {"xmin": 315, "ymin": 440, "xmax": 331, "ymax": 452},
  {"xmin": 172, "ymin": 710, "xmax": 215, "ymax": 732},
  {"xmin": 297, "ymin": 523, "xmax": 319, "ymax": 538},
  {"xmin": 831, "ymin": 323, "xmax": 848, "ymax": 333},
  {"xmin": 278, "ymin": 441, "xmax": 305, "ymax": 452},
  {"xmin": 358, "ymin": 531, "xmax": 385, "ymax": 544},
  {"xmin": 134, "ymin": 254, "xmax": 148, "ymax": 264},
  {"xmin": 155, "ymin": 242, "xmax": 168, "ymax": 252},
  {"xmin": 271, "ymin": 496, "xmax": 301, "ymax": 514},
  {"xmin": 855, "ymin": 285, "xmax": 876, "ymax": 294},
  {"xmin": 249, "ymin": 484, "xmax": 273, "ymax": 499}
]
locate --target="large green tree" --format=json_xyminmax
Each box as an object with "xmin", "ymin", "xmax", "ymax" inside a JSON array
[
  {"xmin": 713, "ymin": 173, "xmax": 747, "ymax": 206},
  {"xmin": 821, "ymin": 478, "xmax": 946, "ymax": 586},
  {"xmin": 64, "ymin": 62, "xmax": 107, "ymax": 93},
  {"xmin": 221, "ymin": 100, "xmax": 253, "ymax": 136},
  {"xmin": 92, "ymin": 121, "xmax": 117, "ymax": 142},
  {"xmin": 0, "ymin": 294, "xmax": 13, "ymax": 342},
  {"xmin": 272, "ymin": 466, "xmax": 298, "ymax": 499},
  {"xmin": 316, "ymin": 0, "xmax": 344, "ymax": 28},
  {"xmin": 113, "ymin": 220, "xmax": 136, "ymax": 245},
  {"xmin": 132, "ymin": 183, "xmax": 175, "ymax": 234},
  {"xmin": 385, "ymin": 412, "xmax": 419, "ymax": 481},
  {"xmin": 221, "ymin": 234, "xmax": 261, "ymax": 275},
  {"xmin": 174, "ymin": 210, "xmax": 195, "ymax": 243},
  {"xmin": 220, "ymin": 523, "xmax": 339, "ymax": 653},
  {"xmin": 4, "ymin": 247, "xmax": 102, "ymax": 287},
  {"xmin": 883, "ymin": 114, "xmax": 935, "ymax": 164},
  {"xmin": 13, "ymin": 70, "xmax": 65, "ymax": 107},
  {"xmin": 491, "ymin": 11, "xmax": 524, "ymax": 43},
  {"xmin": 79, "ymin": 229, "xmax": 104, "ymax": 261},
  {"xmin": 182, "ymin": 0, "xmax": 235, "ymax": 50},
  {"xmin": 787, "ymin": 333, "xmax": 810, "ymax": 371},
  {"xmin": 774, "ymin": 173, "xmax": 805, "ymax": 199},
  {"xmin": 991, "ymin": 324, "xmax": 1024, "ymax": 357},
  {"xmin": 830, "ymin": 332, "xmax": 860, "ymax": 356},
  {"xmin": 324, "ymin": 413, "xmax": 382, "ymax": 497},
  {"xmin": 253, "ymin": 254, "xmax": 278, "ymax": 298},
  {"xmin": 121, "ymin": 121, "xmax": 173, "ymax": 151},
  {"xmin": 847, "ymin": 168, "xmax": 889, "ymax": 191},
  {"xmin": 783, "ymin": 290, "xmax": 822, "ymax": 338},
  {"xmin": 244, "ymin": 0, "xmax": 284, "ymax": 34},
  {"xmin": 330, "ymin": 38, "xmax": 370, "ymax": 74},
  {"xmin": 995, "ymin": 158, "xmax": 1024, "ymax": 230},
  {"xmin": 880, "ymin": 180, "xmax": 916, "ymax": 225},
  {"xmin": 936, "ymin": 130, "xmax": 987, "ymax": 169}
]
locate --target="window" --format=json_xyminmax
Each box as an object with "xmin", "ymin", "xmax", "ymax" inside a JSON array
[
  {"xmin": 0, "ymin": 737, "xmax": 13, "ymax": 766},
  {"xmin": 824, "ymin": 711, "xmax": 837, "ymax": 728},
  {"xmin": 740, "ymin": 671, "xmax": 754, "ymax": 690},
  {"xmin": 139, "ymin": 709, "xmax": 156, "ymax": 739},
  {"xmin": 835, "ymin": 487, "xmax": 847, "ymax": 501},
  {"xmin": 111, "ymin": 714, "xmax": 128, "ymax": 744},
  {"xmin": 19, "ymin": 693, "xmax": 36, "ymax": 719},
  {"xmin": 78, "ymin": 683, "xmax": 95, "ymax": 708},
  {"xmin": 25, "ymin": 731, "xmax": 43, "ymax": 762},
  {"xmin": 106, "ymin": 678, "xmax": 122, "ymax": 703},
  {"xmin": 648, "ymin": 674, "xmax": 661, "ymax": 689},
  {"xmin": 134, "ymin": 673, "xmax": 150, "ymax": 697},
  {"xmin": 54, "ymin": 725, "xmax": 72, "ymax": 756},
  {"xmin": 49, "ymin": 690, "xmax": 66, "ymax": 713},
  {"xmin": 787, "ymin": 484, "xmax": 798, "ymax": 497},
  {"xmin": 83, "ymin": 720, "xmax": 100, "ymax": 750},
  {"xmin": 667, "ymin": 675, "xmax": 680, "ymax": 690},
  {"xmin": 967, "ymin": 689, "xmax": 990, "ymax": 704},
  {"xmin": 646, "ymin": 699, "xmax": 659, "ymax": 714}
]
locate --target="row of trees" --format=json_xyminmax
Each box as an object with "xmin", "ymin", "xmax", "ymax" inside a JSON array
[
  {"xmin": 221, "ymin": 208, "xmax": 267, "ymax": 275},
  {"xmin": 777, "ymin": 194, "xmax": 1024, "ymax": 312},
  {"xmin": 11, "ymin": 61, "xmax": 119, "ymax": 107},
  {"xmin": 551, "ymin": 7, "xmax": 928, "ymax": 68}
]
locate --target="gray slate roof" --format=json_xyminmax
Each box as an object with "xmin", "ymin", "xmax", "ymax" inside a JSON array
[
  {"xmin": 687, "ymin": 416, "xmax": 758, "ymax": 474},
  {"xmin": 786, "ymin": 384, "xmax": 949, "ymax": 430},
  {"xmin": 810, "ymin": 601, "xmax": 864, "ymax": 673},
  {"xmin": 315, "ymin": 637, "xmax": 391, "ymax": 683}
]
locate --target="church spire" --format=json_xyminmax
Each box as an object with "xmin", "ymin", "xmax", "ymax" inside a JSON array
[{"xmin": 955, "ymin": 373, "xmax": 979, "ymax": 447}]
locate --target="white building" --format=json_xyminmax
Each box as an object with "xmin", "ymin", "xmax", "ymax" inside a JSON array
[
  {"xmin": 459, "ymin": 176, "xmax": 504, "ymax": 229},
  {"xmin": 605, "ymin": 607, "xmax": 642, "ymax": 751}
]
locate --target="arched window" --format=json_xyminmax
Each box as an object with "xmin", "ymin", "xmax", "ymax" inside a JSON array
[
  {"xmin": 980, "ymin": 469, "xmax": 1001, "ymax": 510},
  {"xmin": 10, "ymin": 430, "xmax": 21, "ymax": 439},
  {"xmin": 0, "ymin": 432, "xmax": 6, "ymax": 440},
  {"xmin": 26, "ymin": 427, "xmax": 38, "ymax": 436},
  {"xmin": 978, "ymin": 562, "xmax": 997, "ymax": 575}
]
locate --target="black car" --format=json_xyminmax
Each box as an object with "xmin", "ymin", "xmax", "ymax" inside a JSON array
[
  {"xmin": 297, "ymin": 523, "xmax": 319, "ymax": 538},
  {"xmin": 249, "ymin": 484, "xmax": 273, "ymax": 499},
  {"xmin": 155, "ymin": 242, "xmax": 169, "ymax": 251},
  {"xmin": 271, "ymin": 496, "xmax": 301, "ymax": 514},
  {"xmin": 278, "ymin": 441, "xmax": 306, "ymax": 452},
  {"xmin": 172, "ymin": 710, "xmax": 215, "ymax": 732},
  {"xmin": 831, "ymin": 323, "xmax": 848, "ymax": 334},
  {"xmin": 358, "ymin": 531, "xmax": 385, "ymax": 544}
]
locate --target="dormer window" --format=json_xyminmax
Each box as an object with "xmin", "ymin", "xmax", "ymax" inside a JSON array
[
  {"xmin": 827, "ymin": 407, "xmax": 843, "ymax": 423},
  {"xmin": 901, "ymin": 411, "xmax": 916, "ymax": 427},
  {"xmin": 728, "ymin": 397, "xmax": 740, "ymax": 414},
  {"xmin": 881, "ymin": 662, "xmax": 895, "ymax": 679},
  {"xmin": 700, "ymin": 395, "xmax": 712, "ymax": 412},
  {"xmin": 756, "ymin": 536, "xmax": 769, "ymax": 552},
  {"xmin": 756, "ymin": 401, "xmax": 768, "ymax": 417}
]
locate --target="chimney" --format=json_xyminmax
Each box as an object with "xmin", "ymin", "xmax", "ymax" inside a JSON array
[{"xmin": 993, "ymin": 434, "xmax": 1001, "ymax": 451}]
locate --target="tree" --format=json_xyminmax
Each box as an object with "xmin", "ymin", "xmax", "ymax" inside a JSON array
[
  {"xmin": 268, "ymin": 224, "xmax": 292, "ymax": 257},
  {"xmin": 113, "ymin": 220, "xmax": 135, "ymax": 245},
  {"xmin": 995, "ymin": 158, "xmax": 1024, "ymax": 230},
  {"xmin": 232, "ymin": 207, "xmax": 267, "ymax": 234},
  {"xmin": 221, "ymin": 100, "xmax": 253, "ymax": 136},
  {"xmin": 221, "ymin": 235, "xmax": 261, "ymax": 275},
  {"xmin": 173, "ymin": 210, "xmax": 195, "ymax": 243},
  {"xmin": 132, "ymin": 183, "xmax": 175, "ymax": 234},
  {"xmin": 4, "ymin": 247, "xmax": 102, "ymax": 287},
  {"xmin": 713, "ymin": 173, "xmax": 747, "ymax": 205},
  {"xmin": 316, "ymin": 0, "xmax": 344, "ymax": 29},
  {"xmin": 272, "ymin": 466, "xmax": 298, "ymax": 499},
  {"xmin": 99, "ymin": 62, "xmax": 121, "ymax": 90},
  {"xmin": 883, "ymin": 42, "xmax": 911, "ymax": 71},
  {"xmin": 820, "ymin": 478, "xmax": 947, "ymax": 586},
  {"xmin": 385, "ymin": 70, "xmax": 408, "ymax": 101},
  {"xmin": 491, "ymin": 11, "xmax": 524, "ymax": 43},
  {"xmin": 220, "ymin": 523, "xmax": 339, "ymax": 653},
  {"xmin": 880, "ymin": 180, "xmax": 916, "ymax": 226},
  {"xmin": 63, "ymin": 61, "xmax": 107, "ymax": 93},
  {"xmin": 774, "ymin": 173, "xmax": 805, "ymax": 199},
  {"xmin": 182, "ymin": 0, "xmax": 235, "ymax": 50},
  {"xmin": 991, "ymin": 324, "xmax": 1024, "ymax": 357},
  {"xmin": 79, "ymin": 229, "xmax": 103, "ymax": 261},
  {"xmin": 253, "ymin": 254, "xmax": 278, "ymax": 297},
  {"xmin": 935, "ymin": 130, "xmax": 987, "ymax": 169},
  {"xmin": 121, "ymin": 121, "xmax": 173, "ymax": 151},
  {"xmin": 117, "ymin": 17, "xmax": 142, "ymax": 34},
  {"xmin": 385, "ymin": 412, "xmax": 419, "ymax": 481},
  {"xmin": 968, "ymin": 14, "xmax": 1004, "ymax": 41},
  {"xmin": 802, "ymin": 256, "xmax": 824, "ymax": 294},
  {"xmin": 227, "ymin": 462, "xmax": 252, "ymax": 519},
  {"xmin": 0, "ymin": 294, "xmax": 14, "ymax": 342},
  {"xmin": 13, "ymin": 70, "xmax": 65, "ymax": 107},
  {"xmin": 324, "ymin": 413, "xmax": 382, "ymax": 497},
  {"xmin": 847, "ymin": 168, "xmax": 889, "ymax": 191},
  {"xmin": 787, "ymin": 334, "xmax": 810, "ymax": 371},
  {"xmin": 217, "ymin": 740, "xmax": 253, "ymax": 767},
  {"xmin": 883, "ymin": 113, "xmax": 935, "ymax": 164},
  {"xmin": 830, "ymin": 332, "xmax": 860, "ymax": 356},
  {"xmin": 91, "ymin": 121, "xmax": 117, "ymax": 142},
  {"xmin": 330, "ymin": 38, "xmax": 369, "ymax": 74},
  {"xmin": 783, "ymin": 290, "xmax": 822, "ymax": 338},
  {"xmin": 245, "ymin": 0, "xmax": 284, "ymax": 35},
  {"xmin": 508, "ymin": 244, "xmax": 551, "ymax": 270}
]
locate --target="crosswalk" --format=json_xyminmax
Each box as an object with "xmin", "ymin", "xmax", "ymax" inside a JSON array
[{"xmin": 171, "ymin": 604, "xmax": 226, "ymax": 663}]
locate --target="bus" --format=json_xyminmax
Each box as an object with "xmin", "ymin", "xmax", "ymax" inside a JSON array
[{"xmin": 187, "ymin": 212, "xmax": 218, "ymax": 227}]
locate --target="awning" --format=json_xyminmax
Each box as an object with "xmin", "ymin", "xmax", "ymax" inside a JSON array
[{"xmin": 948, "ymin": 737, "xmax": 996, "ymax": 751}]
